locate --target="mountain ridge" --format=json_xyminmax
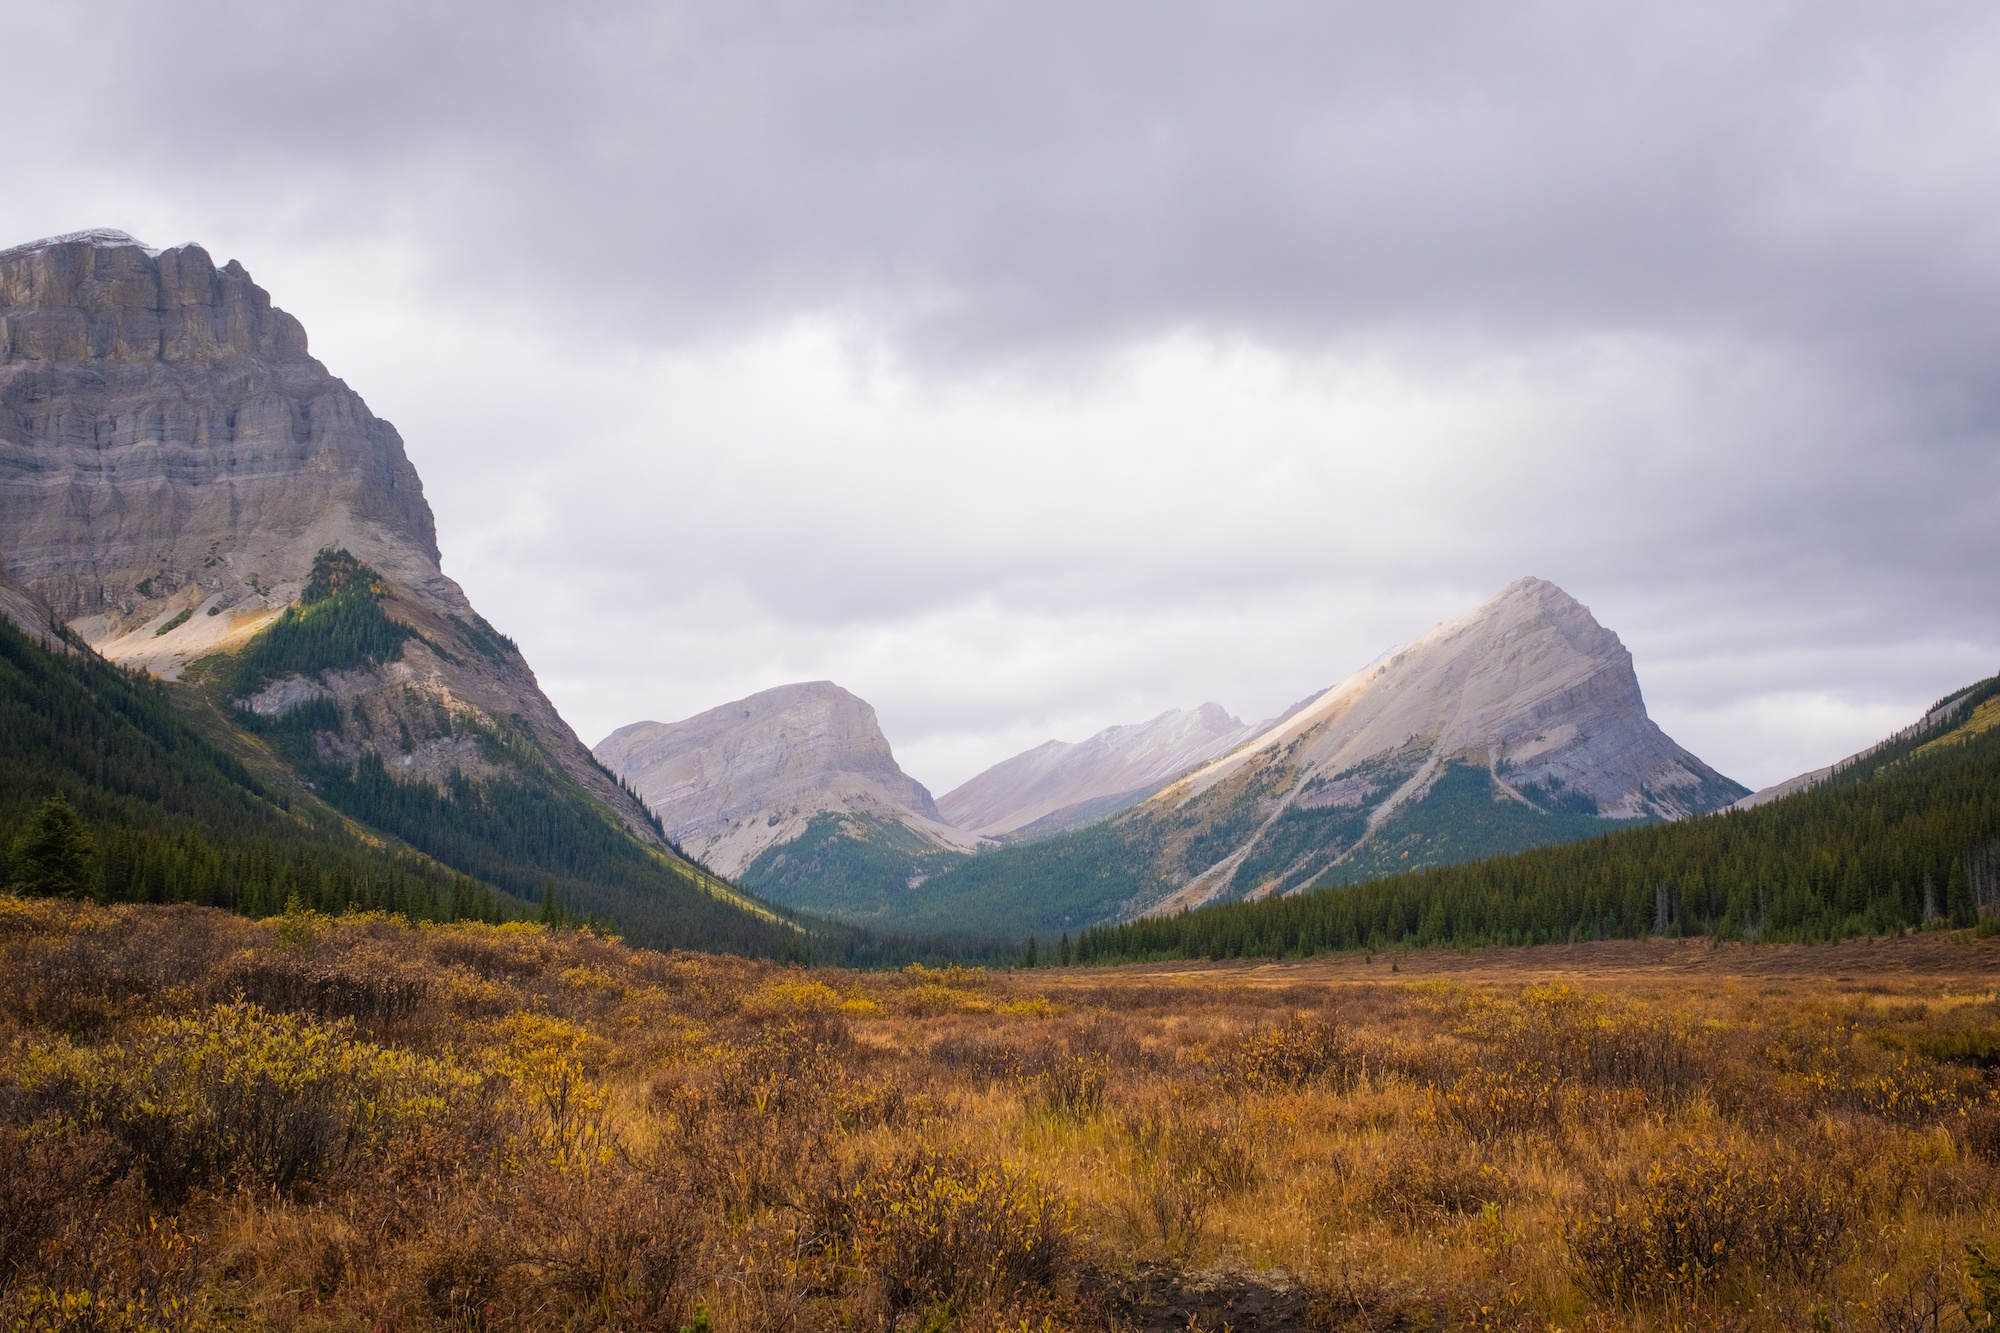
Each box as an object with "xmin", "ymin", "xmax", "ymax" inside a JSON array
[{"xmin": 937, "ymin": 702, "xmax": 1268, "ymax": 839}]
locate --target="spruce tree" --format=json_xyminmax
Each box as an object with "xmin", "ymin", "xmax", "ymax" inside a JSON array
[{"xmin": 14, "ymin": 794, "xmax": 95, "ymax": 898}]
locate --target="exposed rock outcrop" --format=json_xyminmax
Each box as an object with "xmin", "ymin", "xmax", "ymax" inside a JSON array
[
  {"xmin": 1129, "ymin": 577, "xmax": 1747, "ymax": 913},
  {"xmin": 0, "ymin": 229, "xmax": 664, "ymax": 846},
  {"xmin": 596, "ymin": 681, "xmax": 978, "ymax": 877}
]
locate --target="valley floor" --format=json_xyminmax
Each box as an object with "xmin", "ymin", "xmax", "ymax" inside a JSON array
[{"xmin": 2, "ymin": 898, "xmax": 1996, "ymax": 1332}]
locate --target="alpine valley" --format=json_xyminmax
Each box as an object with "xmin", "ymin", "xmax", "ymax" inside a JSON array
[
  {"xmin": 9, "ymin": 228, "xmax": 1990, "ymax": 962},
  {"xmin": 597, "ymin": 578, "xmax": 1751, "ymax": 937}
]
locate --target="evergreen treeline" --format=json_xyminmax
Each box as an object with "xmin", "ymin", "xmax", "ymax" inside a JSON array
[
  {"xmin": 0, "ymin": 613, "xmax": 515, "ymax": 923},
  {"xmin": 1075, "ymin": 675, "xmax": 2000, "ymax": 963},
  {"xmin": 227, "ymin": 548, "xmax": 417, "ymax": 697},
  {"xmin": 0, "ymin": 602, "xmax": 1040, "ymax": 966}
]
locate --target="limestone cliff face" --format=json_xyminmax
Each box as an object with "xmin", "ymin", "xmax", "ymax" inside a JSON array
[
  {"xmin": 1130, "ymin": 578, "xmax": 1747, "ymax": 912},
  {"xmin": 0, "ymin": 229, "xmax": 663, "ymax": 844},
  {"xmin": 937, "ymin": 703, "xmax": 1265, "ymax": 838},
  {"xmin": 596, "ymin": 682, "xmax": 978, "ymax": 877}
]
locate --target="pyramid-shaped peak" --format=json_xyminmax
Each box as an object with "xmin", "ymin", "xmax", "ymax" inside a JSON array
[
  {"xmin": 1490, "ymin": 575, "xmax": 1583, "ymax": 610},
  {"xmin": 1428, "ymin": 576, "xmax": 1600, "ymax": 639}
]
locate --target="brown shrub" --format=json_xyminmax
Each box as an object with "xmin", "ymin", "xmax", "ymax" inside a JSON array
[
  {"xmin": 1448, "ymin": 983, "xmax": 1710, "ymax": 1108},
  {"xmin": 205, "ymin": 950, "xmax": 433, "ymax": 1026},
  {"xmin": 1964, "ymin": 1103, "xmax": 2000, "ymax": 1163},
  {"xmin": 1219, "ymin": 1014, "xmax": 1367, "ymax": 1093},
  {"xmin": 0, "ymin": 903, "xmax": 238, "ymax": 1034},
  {"xmin": 0, "ymin": 1122, "xmax": 125, "ymax": 1289},
  {"xmin": 650, "ymin": 1015, "xmax": 888, "ymax": 1214},
  {"xmin": 1118, "ymin": 1097, "xmax": 1260, "ymax": 1257},
  {"xmin": 1566, "ymin": 1140, "xmax": 1852, "ymax": 1301},
  {"xmin": 1363, "ymin": 1137, "xmax": 1509, "ymax": 1231},
  {"xmin": 1427, "ymin": 1062, "xmax": 1568, "ymax": 1142},
  {"xmin": 818, "ymin": 1148, "xmax": 1076, "ymax": 1325}
]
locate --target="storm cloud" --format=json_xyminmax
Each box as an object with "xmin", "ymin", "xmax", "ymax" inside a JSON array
[{"xmin": 5, "ymin": 0, "xmax": 1997, "ymax": 790}]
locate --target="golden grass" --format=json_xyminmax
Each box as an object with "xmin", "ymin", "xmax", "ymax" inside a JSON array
[{"xmin": 1, "ymin": 898, "xmax": 1996, "ymax": 1331}]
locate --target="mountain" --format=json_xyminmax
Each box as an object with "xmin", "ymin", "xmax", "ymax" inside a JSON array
[
  {"xmin": 1078, "ymin": 669, "xmax": 2000, "ymax": 961},
  {"xmin": 871, "ymin": 577, "xmax": 1746, "ymax": 936},
  {"xmin": 937, "ymin": 703, "xmax": 1269, "ymax": 839},
  {"xmin": 0, "ymin": 229, "xmax": 791, "ymax": 951},
  {"xmin": 1731, "ymin": 680, "xmax": 1998, "ymax": 810},
  {"xmin": 595, "ymin": 682, "xmax": 981, "ymax": 919},
  {"xmin": 0, "ymin": 597, "xmax": 521, "ymax": 923}
]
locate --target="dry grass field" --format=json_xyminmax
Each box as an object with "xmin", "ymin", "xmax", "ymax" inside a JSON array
[{"xmin": 2, "ymin": 897, "xmax": 1996, "ymax": 1333}]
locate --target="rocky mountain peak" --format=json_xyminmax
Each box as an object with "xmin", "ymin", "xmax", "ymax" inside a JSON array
[
  {"xmin": 2, "ymin": 231, "xmax": 311, "ymax": 367},
  {"xmin": 0, "ymin": 229, "xmax": 668, "ymax": 853},
  {"xmin": 597, "ymin": 681, "xmax": 976, "ymax": 877},
  {"xmin": 1137, "ymin": 576, "xmax": 1745, "ymax": 911}
]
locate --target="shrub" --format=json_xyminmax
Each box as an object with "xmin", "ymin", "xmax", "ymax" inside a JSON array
[
  {"xmin": 206, "ymin": 950, "xmax": 433, "ymax": 1025},
  {"xmin": 824, "ymin": 1148, "xmax": 1075, "ymax": 1320},
  {"xmin": 1364, "ymin": 1138, "xmax": 1509, "ymax": 1231},
  {"xmin": 1120, "ymin": 1098, "xmax": 1260, "ymax": 1257},
  {"xmin": 489, "ymin": 1012, "xmax": 607, "ymax": 1164},
  {"xmin": 1965, "ymin": 1104, "xmax": 2000, "ymax": 1164},
  {"xmin": 1428, "ymin": 1062, "xmax": 1568, "ymax": 1142},
  {"xmin": 25, "ymin": 1000, "xmax": 464, "ymax": 1199},
  {"xmin": 1017, "ymin": 1050, "xmax": 1110, "ymax": 1120},
  {"xmin": 1566, "ymin": 1141, "xmax": 1852, "ymax": 1301},
  {"xmin": 1220, "ymin": 1015, "xmax": 1366, "ymax": 1093}
]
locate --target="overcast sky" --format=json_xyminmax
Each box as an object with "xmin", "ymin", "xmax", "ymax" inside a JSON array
[{"xmin": 6, "ymin": 0, "xmax": 1999, "ymax": 793}]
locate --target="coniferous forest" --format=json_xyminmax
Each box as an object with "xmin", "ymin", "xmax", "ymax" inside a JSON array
[
  {"xmin": 0, "ymin": 612, "xmax": 514, "ymax": 924},
  {"xmin": 0, "ymin": 606, "xmax": 1018, "ymax": 966},
  {"xmin": 1074, "ymin": 675, "xmax": 2000, "ymax": 963}
]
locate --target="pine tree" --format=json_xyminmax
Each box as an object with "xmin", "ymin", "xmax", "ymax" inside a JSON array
[
  {"xmin": 14, "ymin": 794, "xmax": 96, "ymax": 898},
  {"xmin": 1946, "ymin": 859, "xmax": 1977, "ymax": 928},
  {"xmin": 1023, "ymin": 935, "xmax": 1038, "ymax": 968}
]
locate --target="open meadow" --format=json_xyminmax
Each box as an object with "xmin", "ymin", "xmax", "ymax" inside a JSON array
[{"xmin": 2, "ymin": 897, "xmax": 1996, "ymax": 1332}]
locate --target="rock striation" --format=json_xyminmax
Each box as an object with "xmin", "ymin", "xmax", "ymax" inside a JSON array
[
  {"xmin": 0, "ymin": 229, "xmax": 665, "ymax": 846},
  {"xmin": 596, "ymin": 682, "xmax": 979, "ymax": 877},
  {"xmin": 1129, "ymin": 577, "xmax": 1747, "ymax": 913},
  {"xmin": 938, "ymin": 703, "xmax": 1267, "ymax": 838}
]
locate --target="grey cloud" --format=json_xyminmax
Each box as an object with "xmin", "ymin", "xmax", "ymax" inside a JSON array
[
  {"xmin": 5, "ymin": 0, "xmax": 1997, "ymax": 792},
  {"xmin": 13, "ymin": 2, "xmax": 2000, "ymax": 363}
]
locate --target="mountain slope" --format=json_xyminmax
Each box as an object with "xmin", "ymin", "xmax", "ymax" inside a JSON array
[
  {"xmin": 895, "ymin": 578, "xmax": 1744, "ymax": 936},
  {"xmin": 937, "ymin": 703, "xmax": 1267, "ymax": 839},
  {"xmin": 0, "ymin": 229, "xmax": 789, "ymax": 951},
  {"xmin": 1079, "ymin": 670, "xmax": 2000, "ymax": 961},
  {"xmin": 0, "ymin": 596, "xmax": 519, "ymax": 922},
  {"xmin": 595, "ymin": 682, "xmax": 978, "ymax": 918}
]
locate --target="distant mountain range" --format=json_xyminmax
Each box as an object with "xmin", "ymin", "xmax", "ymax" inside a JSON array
[
  {"xmin": 24, "ymin": 226, "xmax": 1951, "ymax": 957},
  {"xmin": 596, "ymin": 577, "xmax": 1749, "ymax": 935},
  {"xmin": 938, "ymin": 701, "xmax": 1299, "ymax": 839}
]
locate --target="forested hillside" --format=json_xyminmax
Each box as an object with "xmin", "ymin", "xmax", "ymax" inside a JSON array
[
  {"xmin": 0, "ymin": 612, "xmax": 518, "ymax": 924},
  {"xmin": 1077, "ymin": 674, "xmax": 2000, "ymax": 962},
  {"xmin": 0, "ymin": 606, "xmax": 821, "ymax": 955}
]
